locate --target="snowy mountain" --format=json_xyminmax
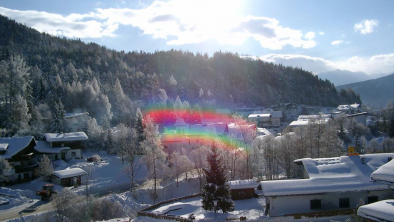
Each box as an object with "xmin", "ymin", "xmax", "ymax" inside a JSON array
[
  {"xmin": 317, "ymin": 69, "xmax": 371, "ymax": 86},
  {"xmin": 337, "ymin": 73, "xmax": 394, "ymax": 108}
]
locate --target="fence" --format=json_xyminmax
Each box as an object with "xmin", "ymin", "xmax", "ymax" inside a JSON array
[
  {"xmin": 285, "ymin": 208, "xmax": 355, "ymax": 219},
  {"xmin": 138, "ymin": 193, "xmax": 201, "ymax": 221}
]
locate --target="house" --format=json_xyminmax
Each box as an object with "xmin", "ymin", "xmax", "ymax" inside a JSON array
[
  {"xmin": 271, "ymin": 103, "xmax": 299, "ymax": 121},
  {"xmin": 357, "ymin": 159, "xmax": 394, "ymax": 222},
  {"xmin": 337, "ymin": 103, "xmax": 362, "ymax": 114},
  {"xmin": 52, "ymin": 168, "xmax": 87, "ymax": 187},
  {"xmin": 41, "ymin": 132, "xmax": 88, "ymax": 159},
  {"xmin": 34, "ymin": 141, "xmax": 79, "ymax": 161},
  {"xmin": 270, "ymin": 111, "xmax": 282, "ymax": 127},
  {"xmin": 0, "ymin": 136, "xmax": 37, "ymax": 183},
  {"xmin": 227, "ymin": 179, "xmax": 259, "ymax": 200},
  {"xmin": 288, "ymin": 115, "xmax": 331, "ymax": 129},
  {"xmin": 260, "ymin": 153, "xmax": 394, "ymax": 217},
  {"xmin": 248, "ymin": 114, "xmax": 271, "ymax": 128}
]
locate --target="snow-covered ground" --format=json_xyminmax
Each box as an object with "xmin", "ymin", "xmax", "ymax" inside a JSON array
[
  {"xmin": 1, "ymin": 150, "xmax": 354, "ymax": 222},
  {"xmin": 132, "ymin": 196, "xmax": 351, "ymax": 222}
]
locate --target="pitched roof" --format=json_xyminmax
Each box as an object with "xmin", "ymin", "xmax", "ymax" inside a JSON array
[
  {"xmin": 44, "ymin": 132, "xmax": 88, "ymax": 142},
  {"xmin": 370, "ymin": 159, "xmax": 394, "ymax": 184},
  {"xmin": 357, "ymin": 199, "xmax": 394, "ymax": 222},
  {"xmin": 53, "ymin": 168, "xmax": 87, "ymax": 179},
  {"xmin": 34, "ymin": 141, "xmax": 71, "ymax": 154},
  {"xmin": 248, "ymin": 113, "xmax": 271, "ymax": 119},
  {"xmin": 261, "ymin": 153, "xmax": 394, "ymax": 196},
  {"xmin": 0, "ymin": 136, "xmax": 35, "ymax": 159}
]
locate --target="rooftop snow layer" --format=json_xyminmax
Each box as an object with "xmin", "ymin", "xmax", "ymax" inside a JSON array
[
  {"xmin": 357, "ymin": 199, "xmax": 394, "ymax": 222},
  {"xmin": 228, "ymin": 179, "xmax": 258, "ymax": 189},
  {"xmin": 34, "ymin": 141, "xmax": 71, "ymax": 154},
  {"xmin": 0, "ymin": 136, "xmax": 35, "ymax": 159},
  {"xmin": 53, "ymin": 168, "xmax": 87, "ymax": 179},
  {"xmin": 370, "ymin": 159, "xmax": 394, "ymax": 184},
  {"xmin": 0, "ymin": 143, "xmax": 8, "ymax": 151},
  {"xmin": 261, "ymin": 154, "xmax": 394, "ymax": 196},
  {"xmin": 44, "ymin": 132, "xmax": 88, "ymax": 142},
  {"xmin": 248, "ymin": 113, "xmax": 271, "ymax": 119}
]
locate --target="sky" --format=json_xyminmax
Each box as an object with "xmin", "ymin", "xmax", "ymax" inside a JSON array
[{"xmin": 0, "ymin": 0, "xmax": 393, "ymax": 75}]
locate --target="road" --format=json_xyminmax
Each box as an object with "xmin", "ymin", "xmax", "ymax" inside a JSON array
[
  {"xmin": 0, "ymin": 200, "xmax": 53, "ymax": 221},
  {"xmin": 0, "ymin": 182, "xmax": 132, "ymax": 221}
]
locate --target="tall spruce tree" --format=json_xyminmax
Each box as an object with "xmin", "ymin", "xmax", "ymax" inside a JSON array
[{"xmin": 202, "ymin": 142, "xmax": 234, "ymax": 213}]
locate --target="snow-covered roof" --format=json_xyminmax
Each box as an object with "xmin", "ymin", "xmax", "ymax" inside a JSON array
[
  {"xmin": 370, "ymin": 159, "xmax": 394, "ymax": 184},
  {"xmin": 248, "ymin": 113, "xmax": 271, "ymax": 119},
  {"xmin": 298, "ymin": 114, "xmax": 331, "ymax": 120},
  {"xmin": 53, "ymin": 168, "xmax": 87, "ymax": 179},
  {"xmin": 0, "ymin": 136, "xmax": 35, "ymax": 159},
  {"xmin": 337, "ymin": 105, "xmax": 350, "ymax": 110},
  {"xmin": 357, "ymin": 199, "xmax": 394, "ymax": 222},
  {"xmin": 261, "ymin": 154, "xmax": 394, "ymax": 196},
  {"xmin": 34, "ymin": 141, "xmax": 71, "ymax": 154},
  {"xmin": 44, "ymin": 132, "xmax": 88, "ymax": 142},
  {"xmin": 0, "ymin": 143, "xmax": 8, "ymax": 151},
  {"xmin": 256, "ymin": 128, "xmax": 274, "ymax": 136},
  {"xmin": 289, "ymin": 119, "xmax": 329, "ymax": 127},
  {"xmin": 228, "ymin": 179, "xmax": 259, "ymax": 189},
  {"xmin": 350, "ymin": 103, "xmax": 360, "ymax": 109}
]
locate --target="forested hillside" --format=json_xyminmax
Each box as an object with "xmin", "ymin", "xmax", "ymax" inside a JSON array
[
  {"xmin": 0, "ymin": 15, "xmax": 360, "ymax": 136},
  {"xmin": 337, "ymin": 73, "xmax": 394, "ymax": 108}
]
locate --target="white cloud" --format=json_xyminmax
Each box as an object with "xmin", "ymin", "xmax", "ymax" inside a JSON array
[
  {"xmin": 252, "ymin": 53, "xmax": 394, "ymax": 74},
  {"xmin": 331, "ymin": 40, "xmax": 344, "ymax": 45},
  {"xmin": 0, "ymin": 0, "xmax": 317, "ymax": 50},
  {"xmin": 354, "ymin": 19, "xmax": 379, "ymax": 34},
  {"xmin": 319, "ymin": 32, "xmax": 325, "ymax": 35},
  {"xmin": 304, "ymin": 32, "xmax": 316, "ymax": 40}
]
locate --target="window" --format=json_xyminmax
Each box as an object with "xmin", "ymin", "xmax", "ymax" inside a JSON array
[
  {"xmin": 368, "ymin": 196, "xmax": 378, "ymax": 204},
  {"xmin": 339, "ymin": 198, "xmax": 350, "ymax": 208},
  {"xmin": 72, "ymin": 152, "xmax": 76, "ymax": 157},
  {"xmin": 310, "ymin": 199, "xmax": 321, "ymax": 210}
]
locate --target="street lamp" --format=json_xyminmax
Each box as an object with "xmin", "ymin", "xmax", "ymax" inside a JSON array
[{"xmin": 213, "ymin": 199, "xmax": 218, "ymax": 220}]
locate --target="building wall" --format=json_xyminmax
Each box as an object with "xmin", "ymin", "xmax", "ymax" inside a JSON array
[
  {"xmin": 267, "ymin": 190, "xmax": 392, "ymax": 217},
  {"xmin": 231, "ymin": 188, "xmax": 255, "ymax": 200}
]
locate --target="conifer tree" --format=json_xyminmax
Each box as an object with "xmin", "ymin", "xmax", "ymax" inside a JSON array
[{"xmin": 202, "ymin": 142, "xmax": 234, "ymax": 213}]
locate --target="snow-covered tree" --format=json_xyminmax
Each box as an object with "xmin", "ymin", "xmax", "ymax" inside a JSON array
[
  {"xmin": 189, "ymin": 146, "xmax": 210, "ymax": 191},
  {"xmin": 0, "ymin": 157, "xmax": 12, "ymax": 184},
  {"xmin": 169, "ymin": 151, "xmax": 193, "ymax": 187},
  {"xmin": 34, "ymin": 155, "xmax": 54, "ymax": 180},
  {"xmin": 202, "ymin": 142, "xmax": 234, "ymax": 213},
  {"xmin": 169, "ymin": 75, "xmax": 177, "ymax": 86},
  {"xmin": 141, "ymin": 117, "xmax": 167, "ymax": 203},
  {"xmin": 50, "ymin": 100, "xmax": 66, "ymax": 133}
]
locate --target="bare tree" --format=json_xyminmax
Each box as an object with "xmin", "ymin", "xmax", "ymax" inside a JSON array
[
  {"xmin": 169, "ymin": 151, "xmax": 193, "ymax": 187},
  {"xmin": 189, "ymin": 145, "xmax": 210, "ymax": 191}
]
